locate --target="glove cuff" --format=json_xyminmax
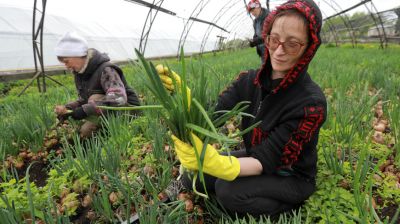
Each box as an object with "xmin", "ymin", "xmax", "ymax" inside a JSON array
[
  {"xmin": 205, "ymin": 153, "xmax": 241, "ymax": 181},
  {"xmin": 220, "ymin": 156, "xmax": 241, "ymax": 181}
]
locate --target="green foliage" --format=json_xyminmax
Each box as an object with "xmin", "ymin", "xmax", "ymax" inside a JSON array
[
  {"xmin": 44, "ymin": 168, "xmax": 73, "ymax": 196},
  {"xmin": 220, "ymin": 209, "xmax": 303, "ymax": 223},
  {"xmin": 0, "ymin": 178, "xmax": 47, "ymax": 219},
  {"xmin": 387, "ymin": 100, "xmax": 400, "ymax": 166},
  {"xmin": 0, "ymin": 96, "xmax": 54, "ymax": 154},
  {"xmin": 304, "ymin": 170, "xmax": 358, "ymax": 223},
  {"xmin": 376, "ymin": 173, "xmax": 400, "ymax": 205},
  {"xmin": 1, "ymin": 46, "xmax": 400, "ymax": 223}
]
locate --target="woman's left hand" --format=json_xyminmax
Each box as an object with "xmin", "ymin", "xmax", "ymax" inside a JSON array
[{"xmin": 171, "ymin": 133, "xmax": 241, "ymax": 181}]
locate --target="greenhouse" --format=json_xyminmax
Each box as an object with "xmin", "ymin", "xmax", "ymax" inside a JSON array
[{"xmin": 0, "ymin": 0, "xmax": 399, "ymax": 223}]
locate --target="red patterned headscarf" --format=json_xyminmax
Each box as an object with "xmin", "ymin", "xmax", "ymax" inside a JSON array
[
  {"xmin": 247, "ymin": 0, "xmax": 261, "ymax": 12},
  {"xmin": 254, "ymin": 0, "xmax": 322, "ymax": 93}
]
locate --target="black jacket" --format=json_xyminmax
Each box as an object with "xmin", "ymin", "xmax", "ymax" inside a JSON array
[
  {"xmin": 66, "ymin": 49, "xmax": 140, "ymax": 118},
  {"xmin": 217, "ymin": 0, "xmax": 326, "ymax": 181},
  {"xmin": 74, "ymin": 49, "xmax": 140, "ymax": 106},
  {"xmin": 216, "ymin": 69, "xmax": 326, "ymax": 180},
  {"xmin": 252, "ymin": 8, "xmax": 269, "ymax": 58}
]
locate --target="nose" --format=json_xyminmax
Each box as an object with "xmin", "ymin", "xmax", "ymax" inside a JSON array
[
  {"xmin": 63, "ymin": 63, "xmax": 72, "ymax": 70},
  {"xmin": 63, "ymin": 62, "xmax": 70, "ymax": 68},
  {"xmin": 274, "ymin": 44, "xmax": 286, "ymax": 55}
]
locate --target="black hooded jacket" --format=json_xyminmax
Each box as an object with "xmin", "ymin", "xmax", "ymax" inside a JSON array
[
  {"xmin": 252, "ymin": 7, "xmax": 269, "ymax": 57},
  {"xmin": 67, "ymin": 49, "xmax": 140, "ymax": 117},
  {"xmin": 216, "ymin": 0, "xmax": 326, "ymax": 181}
]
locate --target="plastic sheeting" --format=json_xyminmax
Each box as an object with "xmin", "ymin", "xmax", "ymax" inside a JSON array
[
  {"xmin": 0, "ymin": 6, "xmax": 223, "ymax": 71},
  {"xmin": 0, "ymin": 0, "xmax": 399, "ymax": 71}
]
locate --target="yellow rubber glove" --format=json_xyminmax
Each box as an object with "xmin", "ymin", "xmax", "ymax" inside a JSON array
[
  {"xmin": 156, "ymin": 64, "xmax": 191, "ymax": 109},
  {"xmin": 156, "ymin": 64, "xmax": 179, "ymax": 91},
  {"xmin": 171, "ymin": 133, "xmax": 240, "ymax": 181}
]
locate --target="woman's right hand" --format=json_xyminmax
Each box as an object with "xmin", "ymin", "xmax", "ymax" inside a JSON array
[
  {"xmin": 155, "ymin": 64, "xmax": 191, "ymax": 109},
  {"xmin": 54, "ymin": 105, "xmax": 68, "ymax": 115},
  {"xmin": 155, "ymin": 64, "xmax": 182, "ymax": 92}
]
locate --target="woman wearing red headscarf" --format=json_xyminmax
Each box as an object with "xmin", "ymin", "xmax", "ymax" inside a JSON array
[{"xmin": 164, "ymin": 0, "xmax": 326, "ymax": 217}]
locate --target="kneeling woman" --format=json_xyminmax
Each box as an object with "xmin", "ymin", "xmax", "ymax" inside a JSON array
[{"xmin": 173, "ymin": 0, "xmax": 326, "ymax": 218}]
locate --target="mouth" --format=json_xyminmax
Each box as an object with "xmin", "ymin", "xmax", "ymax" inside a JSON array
[{"xmin": 272, "ymin": 58, "xmax": 287, "ymax": 63}]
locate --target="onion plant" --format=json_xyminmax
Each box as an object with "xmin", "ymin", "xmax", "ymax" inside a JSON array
[
  {"xmin": 42, "ymin": 183, "xmax": 71, "ymax": 224},
  {"xmin": 330, "ymin": 83, "xmax": 379, "ymax": 144},
  {"xmin": 0, "ymin": 197, "xmax": 21, "ymax": 223},
  {"xmin": 137, "ymin": 199, "xmax": 188, "ymax": 223},
  {"xmin": 1, "ymin": 97, "xmax": 53, "ymax": 153},
  {"xmin": 57, "ymin": 133, "xmax": 126, "ymax": 188},
  {"xmin": 25, "ymin": 162, "xmax": 38, "ymax": 223},
  {"xmin": 321, "ymin": 142, "xmax": 344, "ymax": 175},
  {"xmin": 327, "ymin": 83, "xmax": 380, "ymax": 178},
  {"xmin": 90, "ymin": 180, "xmax": 118, "ymax": 223},
  {"xmin": 387, "ymin": 99, "xmax": 400, "ymax": 166},
  {"xmin": 219, "ymin": 209, "xmax": 304, "ymax": 224},
  {"xmin": 59, "ymin": 135, "xmax": 105, "ymax": 179},
  {"xmin": 335, "ymin": 145, "xmax": 389, "ymax": 223}
]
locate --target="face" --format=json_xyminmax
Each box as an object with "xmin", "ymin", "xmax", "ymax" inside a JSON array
[
  {"xmin": 58, "ymin": 57, "xmax": 86, "ymax": 72},
  {"xmin": 268, "ymin": 14, "xmax": 308, "ymax": 78},
  {"xmin": 250, "ymin": 7, "xmax": 262, "ymax": 17}
]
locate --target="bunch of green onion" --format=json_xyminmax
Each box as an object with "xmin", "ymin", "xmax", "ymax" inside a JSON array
[{"xmin": 135, "ymin": 48, "xmax": 260, "ymax": 198}]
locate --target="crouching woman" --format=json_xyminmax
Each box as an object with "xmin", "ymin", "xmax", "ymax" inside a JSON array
[{"xmin": 169, "ymin": 0, "xmax": 327, "ymax": 218}]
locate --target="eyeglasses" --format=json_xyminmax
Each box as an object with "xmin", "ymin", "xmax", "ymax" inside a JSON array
[
  {"xmin": 248, "ymin": 2, "xmax": 259, "ymax": 8},
  {"xmin": 265, "ymin": 35, "xmax": 306, "ymax": 55},
  {"xmin": 247, "ymin": 2, "xmax": 260, "ymax": 11}
]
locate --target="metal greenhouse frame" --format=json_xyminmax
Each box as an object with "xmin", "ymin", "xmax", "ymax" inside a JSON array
[{"xmin": 0, "ymin": 0, "xmax": 398, "ymax": 94}]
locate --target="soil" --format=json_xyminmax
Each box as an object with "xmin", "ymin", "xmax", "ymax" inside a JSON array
[
  {"xmin": 380, "ymin": 203, "xmax": 400, "ymax": 224},
  {"xmin": 17, "ymin": 138, "xmax": 65, "ymax": 186},
  {"xmin": 16, "ymin": 161, "xmax": 49, "ymax": 187},
  {"xmin": 69, "ymin": 207, "xmax": 92, "ymax": 224}
]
